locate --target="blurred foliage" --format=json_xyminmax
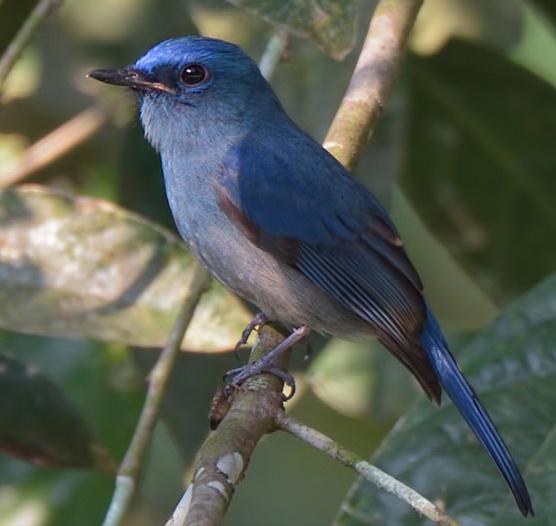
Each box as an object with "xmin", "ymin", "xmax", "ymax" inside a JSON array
[
  {"xmin": 336, "ymin": 272, "xmax": 556, "ymax": 525},
  {"xmin": 0, "ymin": 350, "xmax": 112, "ymax": 471},
  {"xmin": 225, "ymin": 0, "xmax": 358, "ymax": 59},
  {"xmin": 532, "ymin": 0, "xmax": 556, "ymax": 24},
  {"xmin": 0, "ymin": 332, "xmax": 146, "ymax": 526},
  {"xmin": 0, "ymin": 0, "xmax": 555, "ymax": 525},
  {"xmin": 404, "ymin": 38, "xmax": 556, "ymax": 302},
  {"xmin": 410, "ymin": 0, "xmax": 523, "ymax": 55}
]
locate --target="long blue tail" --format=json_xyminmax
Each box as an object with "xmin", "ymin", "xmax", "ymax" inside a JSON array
[{"xmin": 420, "ymin": 305, "xmax": 533, "ymax": 516}]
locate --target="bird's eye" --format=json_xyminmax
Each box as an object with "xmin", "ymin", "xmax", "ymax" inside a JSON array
[{"xmin": 180, "ymin": 64, "xmax": 208, "ymax": 86}]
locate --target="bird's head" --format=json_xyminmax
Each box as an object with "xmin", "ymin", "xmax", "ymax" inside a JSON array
[{"xmin": 89, "ymin": 37, "xmax": 279, "ymax": 152}]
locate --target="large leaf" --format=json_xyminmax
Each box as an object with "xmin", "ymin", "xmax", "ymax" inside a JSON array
[
  {"xmin": 404, "ymin": 39, "xmax": 556, "ymax": 302},
  {"xmin": 0, "ymin": 349, "xmax": 112, "ymax": 470},
  {"xmin": 0, "ymin": 185, "xmax": 250, "ymax": 352},
  {"xmin": 0, "ymin": 332, "xmax": 148, "ymax": 526},
  {"xmin": 335, "ymin": 272, "xmax": 556, "ymax": 525},
  {"xmin": 225, "ymin": 0, "xmax": 357, "ymax": 60}
]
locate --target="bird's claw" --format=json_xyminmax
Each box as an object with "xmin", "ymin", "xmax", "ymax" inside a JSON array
[
  {"xmin": 225, "ymin": 325, "xmax": 309, "ymax": 401},
  {"xmin": 223, "ymin": 362, "xmax": 296, "ymax": 401},
  {"xmin": 233, "ymin": 312, "xmax": 269, "ymax": 359}
]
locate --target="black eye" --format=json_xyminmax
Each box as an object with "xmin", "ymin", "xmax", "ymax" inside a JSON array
[{"xmin": 180, "ymin": 64, "xmax": 208, "ymax": 86}]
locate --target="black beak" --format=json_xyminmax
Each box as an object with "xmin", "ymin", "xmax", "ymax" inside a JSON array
[{"xmin": 88, "ymin": 68, "xmax": 175, "ymax": 94}]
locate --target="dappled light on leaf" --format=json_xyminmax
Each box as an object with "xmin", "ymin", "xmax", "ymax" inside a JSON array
[{"xmin": 0, "ymin": 186, "xmax": 250, "ymax": 352}]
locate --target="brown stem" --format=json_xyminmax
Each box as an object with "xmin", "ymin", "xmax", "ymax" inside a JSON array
[
  {"xmin": 276, "ymin": 414, "xmax": 461, "ymax": 526},
  {"xmin": 324, "ymin": 0, "xmax": 423, "ymax": 171},
  {"xmin": 0, "ymin": 106, "xmax": 107, "ymax": 188}
]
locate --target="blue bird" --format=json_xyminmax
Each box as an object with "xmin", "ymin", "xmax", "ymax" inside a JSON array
[{"xmin": 89, "ymin": 36, "xmax": 533, "ymax": 516}]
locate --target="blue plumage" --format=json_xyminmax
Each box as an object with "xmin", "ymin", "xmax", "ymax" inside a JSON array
[
  {"xmin": 89, "ymin": 36, "xmax": 533, "ymax": 516},
  {"xmin": 421, "ymin": 305, "xmax": 532, "ymax": 515}
]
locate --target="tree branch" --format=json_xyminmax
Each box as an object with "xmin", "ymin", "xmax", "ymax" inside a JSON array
[
  {"xmin": 165, "ymin": 326, "xmax": 288, "ymax": 526},
  {"xmin": 102, "ymin": 263, "xmax": 211, "ymax": 526},
  {"xmin": 324, "ymin": 0, "xmax": 423, "ymax": 171},
  {"xmin": 0, "ymin": 106, "xmax": 107, "ymax": 187},
  {"xmin": 276, "ymin": 414, "xmax": 461, "ymax": 526},
  {"xmin": 0, "ymin": 0, "xmax": 63, "ymax": 89}
]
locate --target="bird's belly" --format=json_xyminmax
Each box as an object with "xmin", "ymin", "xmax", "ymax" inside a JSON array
[
  {"xmin": 176, "ymin": 210, "xmax": 367, "ymax": 337},
  {"xmin": 162, "ymin": 170, "xmax": 367, "ymax": 336}
]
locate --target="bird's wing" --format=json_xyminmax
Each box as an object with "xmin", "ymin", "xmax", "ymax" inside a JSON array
[{"xmin": 217, "ymin": 131, "xmax": 440, "ymax": 401}]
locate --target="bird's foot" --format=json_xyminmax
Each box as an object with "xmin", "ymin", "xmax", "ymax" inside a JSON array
[
  {"xmin": 224, "ymin": 325, "xmax": 310, "ymax": 400},
  {"xmin": 224, "ymin": 365, "xmax": 296, "ymax": 400},
  {"xmin": 234, "ymin": 312, "xmax": 269, "ymax": 358}
]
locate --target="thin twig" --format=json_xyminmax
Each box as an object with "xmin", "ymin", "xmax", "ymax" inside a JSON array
[
  {"xmin": 324, "ymin": 0, "xmax": 423, "ymax": 171},
  {"xmin": 0, "ymin": 0, "xmax": 63, "ymax": 89},
  {"xmin": 102, "ymin": 264, "xmax": 211, "ymax": 526},
  {"xmin": 0, "ymin": 106, "xmax": 107, "ymax": 188},
  {"xmin": 258, "ymin": 28, "xmax": 289, "ymax": 80},
  {"xmin": 276, "ymin": 414, "xmax": 461, "ymax": 526}
]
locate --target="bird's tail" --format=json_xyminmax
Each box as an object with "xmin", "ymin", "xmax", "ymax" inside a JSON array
[{"xmin": 420, "ymin": 305, "xmax": 533, "ymax": 516}]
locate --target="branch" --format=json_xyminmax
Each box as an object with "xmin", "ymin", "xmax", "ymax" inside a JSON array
[
  {"xmin": 102, "ymin": 263, "xmax": 211, "ymax": 526},
  {"xmin": 258, "ymin": 28, "xmax": 289, "ymax": 80},
  {"xmin": 276, "ymin": 414, "xmax": 461, "ymax": 526},
  {"xmin": 324, "ymin": 0, "xmax": 423, "ymax": 171},
  {"xmin": 0, "ymin": 106, "xmax": 107, "ymax": 188},
  {"xmin": 0, "ymin": 0, "xmax": 63, "ymax": 89},
  {"xmin": 165, "ymin": 326, "xmax": 288, "ymax": 526}
]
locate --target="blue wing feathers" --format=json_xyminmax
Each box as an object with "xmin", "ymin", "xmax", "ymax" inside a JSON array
[
  {"xmin": 421, "ymin": 305, "xmax": 533, "ymax": 516},
  {"xmin": 220, "ymin": 131, "xmax": 440, "ymax": 398},
  {"xmin": 220, "ymin": 129, "xmax": 532, "ymax": 514}
]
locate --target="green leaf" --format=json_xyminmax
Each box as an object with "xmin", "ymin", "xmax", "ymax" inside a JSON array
[
  {"xmin": 0, "ymin": 349, "xmax": 113, "ymax": 470},
  {"xmin": 531, "ymin": 0, "xmax": 556, "ymax": 26},
  {"xmin": 0, "ymin": 333, "xmax": 147, "ymax": 525},
  {"xmin": 225, "ymin": 0, "xmax": 357, "ymax": 60},
  {"xmin": 0, "ymin": 185, "xmax": 250, "ymax": 352},
  {"xmin": 335, "ymin": 272, "xmax": 556, "ymax": 525},
  {"xmin": 308, "ymin": 337, "xmax": 422, "ymax": 419},
  {"xmin": 404, "ymin": 39, "xmax": 556, "ymax": 301}
]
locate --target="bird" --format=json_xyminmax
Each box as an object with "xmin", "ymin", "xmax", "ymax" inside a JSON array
[{"xmin": 89, "ymin": 36, "xmax": 533, "ymax": 516}]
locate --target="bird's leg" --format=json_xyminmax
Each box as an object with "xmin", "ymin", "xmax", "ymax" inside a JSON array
[
  {"xmin": 234, "ymin": 312, "xmax": 269, "ymax": 358},
  {"xmin": 225, "ymin": 325, "xmax": 310, "ymax": 397}
]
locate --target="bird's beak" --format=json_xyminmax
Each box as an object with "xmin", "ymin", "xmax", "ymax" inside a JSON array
[{"xmin": 88, "ymin": 68, "xmax": 175, "ymax": 94}]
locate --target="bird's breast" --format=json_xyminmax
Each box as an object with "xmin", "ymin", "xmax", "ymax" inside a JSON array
[{"xmin": 159, "ymin": 151, "xmax": 369, "ymax": 337}]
